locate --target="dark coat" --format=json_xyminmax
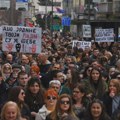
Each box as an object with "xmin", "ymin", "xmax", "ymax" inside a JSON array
[
  {"xmin": 102, "ymin": 92, "xmax": 120, "ymax": 119},
  {"xmin": 0, "ymin": 81, "xmax": 8, "ymax": 111}
]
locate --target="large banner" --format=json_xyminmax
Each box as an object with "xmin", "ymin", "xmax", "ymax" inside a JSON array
[
  {"xmin": 95, "ymin": 28, "xmax": 114, "ymax": 42},
  {"xmin": 2, "ymin": 25, "xmax": 42, "ymax": 53}
]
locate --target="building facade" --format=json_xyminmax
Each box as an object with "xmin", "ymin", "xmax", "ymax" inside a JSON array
[{"xmin": 62, "ymin": 0, "xmax": 120, "ymax": 41}]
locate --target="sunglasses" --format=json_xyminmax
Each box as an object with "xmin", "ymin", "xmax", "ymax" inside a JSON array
[
  {"xmin": 47, "ymin": 96, "xmax": 57, "ymax": 100},
  {"xmin": 60, "ymin": 100, "xmax": 70, "ymax": 105}
]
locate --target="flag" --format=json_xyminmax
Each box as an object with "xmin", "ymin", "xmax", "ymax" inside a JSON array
[{"xmin": 56, "ymin": 7, "xmax": 65, "ymax": 13}]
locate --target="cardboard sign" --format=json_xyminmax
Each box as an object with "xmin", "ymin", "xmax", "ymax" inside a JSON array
[
  {"xmin": 95, "ymin": 28, "xmax": 114, "ymax": 42},
  {"xmin": 82, "ymin": 25, "xmax": 91, "ymax": 38},
  {"xmin": 2, "ymin": 25, "xmax": 42, "ymax": 53},
  {"xmin": 72, "ymin": 40, "xmax": 91, "ymax": 50}
]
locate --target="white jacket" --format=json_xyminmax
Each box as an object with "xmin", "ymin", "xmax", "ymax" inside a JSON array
[{"xmin": 35, "ymin": 105, "xmax": 51, "ymax": 120}]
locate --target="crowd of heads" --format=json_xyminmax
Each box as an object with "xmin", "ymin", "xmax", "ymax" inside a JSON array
[{"xmin": 0, "ymin": 31, "xmax": 120, "ymax": 120}]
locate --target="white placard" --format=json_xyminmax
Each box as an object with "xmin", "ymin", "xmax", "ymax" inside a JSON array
[
  {"xmin": 95, "ymin": 28, "xmax": 114, "ymax": 42},
  {"xmin": 82, "ymin": 25, "xmax": 91, "ymax": 38},
  {"xmin": 72, "ymin": 41, "xmax": 91, "ymax": 50},
  {"xmin": 2, "ymin": 25, "xmax": 42, "ymax": 53},
  {"xmin": 0, "ymin": 0, "xmax": 10, "ymax": 9}
]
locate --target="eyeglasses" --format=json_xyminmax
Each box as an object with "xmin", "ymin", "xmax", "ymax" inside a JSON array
[
  {"xmin": 47, "ymin": 96, "xmax": 57, "ymax": 100},
  {"xmin": 60, "ymin": 100, "xmax": 70, "ymax": 105}
]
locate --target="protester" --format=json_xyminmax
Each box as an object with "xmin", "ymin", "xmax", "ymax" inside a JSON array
[
  {"xmin": 19, "ymin": 54, "xmax": 31, "ymax": 75},
  {"xmin": 102, "ymin": 79, "xmax": 120, "ymax": 120},
  {"xmin": 25, "ymin": 77, "xmax": 44, "ymax": 120},
  {"xmin": 108, "ymin": 66, "xmax": 117, "ymax": 79},
  {"xmin": 72, "ymin": 83, "xmax": 88, "ymax": 120},
  {"xmin": 65, "ymin": 68, "xmax": 80, "ymax": 90},
  {"xmin": 0, "ymin": 101, "xmax": 22, "ymax": 120},
  {"xmin": 6, "ymin": 53, "xmax": 14, "ymax": 64},
  {"xmin": 82, "ymin": 65, "xmax": 93, "ymax": 82},
  {"xmin": 37, "ymin": 53, "xmax": 51, "ymax": 76},
  {"xmin": 49, "ymin": 80, "xmax": 61, "ymax": 93},
  {"xmin": 12, "ymin": 63, "xmax": 22, "ymax": 79},
  {"xmin": 83, "ymin": 67, "xmax": 107, "ymax": 100},
  {"xmin": 46, "ymin": 94, "xmax": 78, "ymax": 120},
  {"xmin": 52, "ymin": 70, "xmax": 71, "ymax": 95},
  {"xmin": 35, "ymin": 88, "xmax": 58, "ymax": 120},
  {"xmin": 29, "ymin": 65, "xmax": 41, "ymax": 78},
  {"xmin": 1, "ymin": 63, "xmax": 12, "ymax": 81},
  {"xmin": 17, "ymin": 71, "xmax": 29, "ymax": 89},
  {"xmin": 5, "ymin": 73, "xmax": 18, "ymax": 90},
  {"xmin": 83, "ymin": 99, "xmax": 111, "ymax": 120},
  {"xmin": 8, "ymin": 86, "xmax": 31, "ymax": 120}
]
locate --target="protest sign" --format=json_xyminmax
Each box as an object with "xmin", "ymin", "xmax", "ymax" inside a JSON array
[
  {"xmin": 82, "ymin": 25, "xmax": 91, "ymax": 38},
  {"xmin": 95, "ymin": 28, "xmax": 114, "ymax": 42},
  {"xmin": 62, "ymin": 17, "xmax": 71, "ymax": 26},
  {"xmin": 72, "ymin": 40, "xmax": 78, "ymax": 48},
  {"xmin": 2, "ymin": 25, "xmax": 42, "ymax": 53},
  {"xmin": 72, "ymin": 40, "xmax": 91, "ymax": 50}
]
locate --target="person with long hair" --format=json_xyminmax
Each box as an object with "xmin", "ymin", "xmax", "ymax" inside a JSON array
[
  {"xmin": 35, "ymin": 88, "xmax": 58, "ymax": 120},
  {"xmin": 65, "ymin": 68, "xmax": 80, "ymax": 90},
  {"xmin": 83, "ymin": 67, "xmax": 107, "ymax": 100},
  {"xmin": 1, "ymin": 63, "xmax": 12, "ymax": 81},
  {"xmin": 0, "ymin": 101, "xmax": 22, "ymax": 120},
  {"xmin": 8, "ymin": 86, "xmax": 31, "ymax": 120},
  {"xmin": 72, "ymin": 83, "xmax": 88, "ymax": 120},
  {"xmin": 25, "ymin": 77, "xmax": 44, "ymax": 120},
  {"xmin": 102, "ymin": 79, "xmax": 120, "ymax": 120},
  {"xmin": 82, "ymin": 65, "xmax": 93, "ymax": 81},
  {"xmin": 83, "ymin": 99, "xmax": 111, "ymax": 120},
  {"xmin": 46, "ymin": 94, "xmax": 78, "ymax": 120}
]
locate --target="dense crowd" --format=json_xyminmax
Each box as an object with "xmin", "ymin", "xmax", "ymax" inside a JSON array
[{"xmin": 0, "ymin": 31, "xmax": 120, "ymax": 120}]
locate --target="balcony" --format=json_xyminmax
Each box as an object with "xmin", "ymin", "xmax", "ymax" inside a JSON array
[
  {"xmin": 113, "ymin": 1, "xmax": 120, "ymax": 13},
  {"xmin": 97, "ymin": 1, "xmax": 120, "ymax": 14},
  {"xmin": 97, "ymin": 2, "xmax": 113, "ymax": 13},
  {"xmin": 73, "ymin": 6, "xmax": 84, "ymax": 14}
]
